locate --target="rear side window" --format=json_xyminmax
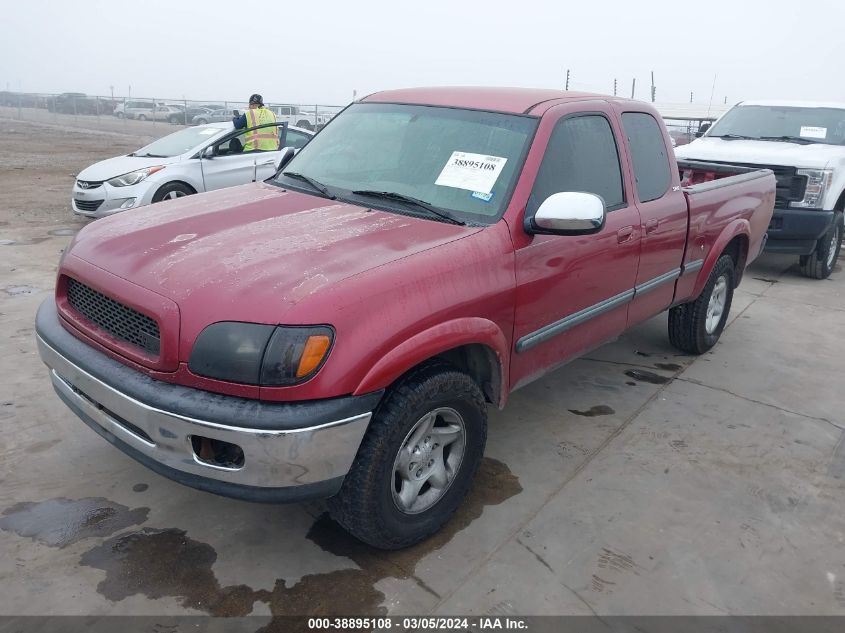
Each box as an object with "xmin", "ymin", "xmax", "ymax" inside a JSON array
[
  {"xmin": 621, "ymin": 112, "xmax": 671, "ymax": 202},
  {"xmin": 530, "ymin": 115, "xmax": 625, "ymax": 214}
]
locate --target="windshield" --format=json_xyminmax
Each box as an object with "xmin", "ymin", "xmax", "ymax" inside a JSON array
[
  {"xmin": 273, "ymin": 102, "xmax": 538, "ymax": 224},
  {"xmin": 707, "ymin": 105, "xmax": 845, "ymax": 145},
  {"xmin": 132, "ymin": 126, "xmax": 224, "ymax": 157}
]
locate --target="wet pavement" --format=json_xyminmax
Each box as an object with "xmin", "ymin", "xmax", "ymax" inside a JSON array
[{"xmin": 1, "ymin": 217, "xmax": 844, "ymax": 617}]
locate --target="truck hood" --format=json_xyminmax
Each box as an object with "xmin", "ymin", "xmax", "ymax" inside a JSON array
[
  {"xmin": 77, "ymin": 154, "xmax": 184, "ymax": 182},
  {"xmin": 676, "ymin": 137, "xmax": 845, "ymax": 169},
  {"xmin": 68, "ymin": 183, "xmax": 481, "ymax": 322}
]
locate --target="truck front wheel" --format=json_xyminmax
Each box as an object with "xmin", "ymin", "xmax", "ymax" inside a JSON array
[
  {"xmin": 328, "ymin": 361, "xmax": 487, "ymax": 549},
  {"xmin": 668, "ymin": 254, "xmax": 736, "ymax": 355},
  {"xmin": 799, "ymin": 212, "xmax": 843, "ymax": 280}
]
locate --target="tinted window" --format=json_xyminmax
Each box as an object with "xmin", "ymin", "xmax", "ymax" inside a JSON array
[
  {"xmin": 622, "ymin": 112, "xmax": 671, "ymax": 203},
  {"xmin": 285, "ymin": 129, "xmax": 311, "ymax": 149},
  {"xmin": 529, "ymin": 115, "xmax": 624, "ymax": 214}
]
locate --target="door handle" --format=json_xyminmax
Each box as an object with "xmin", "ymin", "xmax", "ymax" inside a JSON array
[
  {"xmin": 645, "ymin": 219, "xmax": 659, "ymax": 234},
  {"xmin": 617, "ymin": 226, "xmax": 634, "ymax": 243}
]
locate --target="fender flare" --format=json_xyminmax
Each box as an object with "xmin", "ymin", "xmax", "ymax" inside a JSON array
[
  {"xmin": 692, "ymin": 219, "xmax": 750, "ymax": 298},
  {"xmin": 353, "ymin": 317, "xmax": 510, "ymax": 407}
]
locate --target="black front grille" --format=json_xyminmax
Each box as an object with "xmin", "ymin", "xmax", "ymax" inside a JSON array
[
  {"xmin": 76, "ymin": 180, "xmax": 103, "ymax": 189},
  {"xmin": 66, "ymin": 278, "xmax": 160, "ymax": 355},
  {"xmin": 74, "ymin": 199, "xmax": 104, "ymax": 212},
  {"xmin": 706, "ymin": 161, "xmax": 806, "ymax": 207}
]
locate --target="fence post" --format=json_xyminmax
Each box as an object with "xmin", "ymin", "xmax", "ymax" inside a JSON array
[
  {"xmin": 96, "ymin": 95, "xmax": 100, "ymax": 121},
  {"xmin": 73, "ymin": 95, "xmax": 78, "ymax": 120},
  {"xmin": 183, "ymin": 98, "xmax": 188, "ymax": 125},
  {"xmin": 314, "ymin": 104, "xmax": 318, "ymax": 129},
  {"xmin": 17, "ymin": 93, "xmax": 22, "ymax": 120},
  {"xmin": 123, "ymin": 97, "xmax": 127, "ymax": 128},
  {"xmin": 152, "ymin": 98, "xmax": 156, "ymax": 126}
]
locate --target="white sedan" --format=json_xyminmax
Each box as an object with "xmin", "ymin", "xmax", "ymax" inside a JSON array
[{"xmin": 71, "ymin": 122, "xmax": 313, "ymax": 218}]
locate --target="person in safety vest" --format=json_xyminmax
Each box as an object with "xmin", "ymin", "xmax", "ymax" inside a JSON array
[{"xmin": 232, "ymin": 93, "xmax": 279, "ymax": 151}]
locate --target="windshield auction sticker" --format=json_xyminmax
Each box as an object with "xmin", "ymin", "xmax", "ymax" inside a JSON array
[
  {"xmin": 799, "ymin": 126, "xmax": 827, "ymax": 139},
  {"xmin": 435, "ymin": 151, "xmax": 507, "ymax": 194}
]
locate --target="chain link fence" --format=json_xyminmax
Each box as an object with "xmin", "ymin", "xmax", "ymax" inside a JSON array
[{"xmin": 0, "ymin": 91, "xmax": 345, "ymax": 136}]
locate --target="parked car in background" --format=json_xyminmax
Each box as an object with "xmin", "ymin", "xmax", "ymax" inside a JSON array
[
  {"xmin": 192, "ymin": 108, "xmax": 236, "ymax": 124},
  {"xmin": 113, "ymin": 100, "xmax": 163, "ymax": 120},
  {"xmin": 149, "ymin": 105, "xmax": 185, "ymax": 122},
  {"xmin": 71, "ymin": 122, "xmax": 313, "ymax": 217},
  {"xmin": 676, "ymin": 100, "xmax": 845, "ymax": 279},
  {"xmin": 46, "ymin": 87, "xmax": 775, "ymax": 549},
  {"xmin": 169, "ymin": 106, "xmax": 213, "ymax": 125},
  {"xmin": 47, "ymin": 93, "xmax": 115, "ymax": 115}
]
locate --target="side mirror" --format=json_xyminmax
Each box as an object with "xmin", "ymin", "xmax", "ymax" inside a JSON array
[
  {"xmin": 275, "ymin": 147, "xmax": 296, "ymax": 173},
  {"xmin": 695, "ymin": 122, "xmax": 712, "ymax": 138},
  {"xmin": 202, "ymin": 146, "xmax": 215, "ymax": 159},
  {"xmin": 525, "ymin": 192, "xmax": 606, "ymax": 235}
]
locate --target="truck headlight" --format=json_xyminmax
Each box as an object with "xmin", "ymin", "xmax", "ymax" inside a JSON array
[
  {"xmin": 107, "ymin": 166, "xmax": 164, "ymax": 187},
  {"xmin": 188, "ymin": 322, "xmax": 333, "ymax": 386},
  {"xmin": 792, "ymin": 169, "xmax": 833, "ymax": 209}
]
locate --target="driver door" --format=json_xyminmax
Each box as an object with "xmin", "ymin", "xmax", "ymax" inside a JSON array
[{"xmin": 200, "ymin": 123, "xmax": 285, "ymax": 191}]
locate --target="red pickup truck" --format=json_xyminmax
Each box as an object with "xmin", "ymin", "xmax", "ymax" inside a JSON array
[{"xmin": 36, "ymin": 87, "xmax": 774, "ymax": 549}]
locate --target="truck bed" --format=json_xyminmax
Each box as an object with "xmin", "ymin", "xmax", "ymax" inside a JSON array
[{"xmin": 673, "ymin": 159, "xmax": 776, "ymax": 302}]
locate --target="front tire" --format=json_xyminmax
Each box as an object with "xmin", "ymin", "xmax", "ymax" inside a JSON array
[
  {"xmin": 328, "ymin": 361, "xmax": 487, "ymax": 549},
  {"xmin": 196, "ymin": 118, "xmax": 208, "ymax": 125},
  {"xmin": 137, "ymin": 114, "xmax": 147, "ymax": 121},
  {"xmin": 152, "ymin": 182, "xmax": 194, "ymax": 203},
  {"xmin": 296, "ymin": 120, "xmax": 313, "ymax": 130},
  {"xmin": 668, "ymin": 254, "xmax": 736, "ymax": 354},
  {"xmin": 799, "ymin": 212, "xmax": 843, "ymax": 279}
]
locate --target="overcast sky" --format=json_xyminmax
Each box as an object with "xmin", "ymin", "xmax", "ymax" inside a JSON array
[{"xmin": 2, "ymin": 0, "xmax": 844, "ymax": 107}]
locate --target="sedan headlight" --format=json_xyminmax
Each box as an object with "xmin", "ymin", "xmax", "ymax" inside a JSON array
[
  {"xmin": 107, "ymin": 166, "xmax": 164, "ymax": 187},
  {"xmin": 792, "ymin": 169, "xmax": 833, "ymax": 209},
  {"xmin": 188, "ymin": 322, "xmax": 334, "ymax": 386}
]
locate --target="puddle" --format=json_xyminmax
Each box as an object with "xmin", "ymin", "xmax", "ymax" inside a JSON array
[
  {"xmin": 625, "ymin": 381, "xmax": 637, "ymax": 386},
  {"xmin": 4, "ymin": 285, "xmax": 42, "ymax": 297},
  {"xmin": 654, "ymin": 363, "xmax": 682, "ymax": 372},
  {"xmin": 0, "ymin": 237, "xmax": 49, "ymax": 246},
  {"xmin": 624, "ymin": 369, "xmax": 670, "ymax": 385},
  {"xmin": 634, "ymin": 351, "xmax": 652, "ymax": 357},
  {"xmin": 132, "ymin": 483, "xmax": 149, "ymax": 493},
  {"xmin": 752, "ymin": 277, "xmax": 779, "ymax": 283},
  {"xmin": 48, "ymin": 228, "xmax": 79, "ymax": 236},
  {"xmin": 78, "ymin": 458, "xmax": 522, "ymax": 618},
  {"xmin": 0, "ymin": 497, "xmax": 149, "ymax": 548},
  {"xmin": 568, "ymin": 405, "xmax": 615, "ymax": 417}
]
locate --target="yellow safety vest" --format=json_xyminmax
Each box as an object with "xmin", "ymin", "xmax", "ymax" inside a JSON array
[{"xmin": 243, "ymin": 107, "xmax": 279, "ymax": 151}]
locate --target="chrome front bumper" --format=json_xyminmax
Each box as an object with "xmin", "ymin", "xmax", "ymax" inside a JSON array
[{"xmin": 35, "ymin": 300, "xmax": 379, "ymax": 502}]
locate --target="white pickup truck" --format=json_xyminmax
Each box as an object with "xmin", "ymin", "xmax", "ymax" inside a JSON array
[
  {"xmin": 267, "ymin": 104, "xmax": 332, "ymax": 130},
  {"xmin": 676, "ymin": 100, "xmax": 845, "ymax": 278}
]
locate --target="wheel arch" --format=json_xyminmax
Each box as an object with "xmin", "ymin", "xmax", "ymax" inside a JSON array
[
  {"xmin": 692, "ymin": 220, "xmax": 750, "ymax": 297},
  {"xmin": 153, "ymin": 179, "xmax": 198, "ymax": 200},
  {"xmin": 352, "ymin": 318, "xmax": 510, "ymax": 409}
]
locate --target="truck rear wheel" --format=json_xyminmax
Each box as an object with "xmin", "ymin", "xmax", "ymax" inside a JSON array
[
  {"xmin": 668, "ymin": 254, "xmax": 736, "ymax": 355},
  {"xmin": 799, "ymin": 212, "xmax": 842, "ymax": 280},
  {"xmin": 328, "ymin": 361, "xmax": 487, "ymax": 549}
]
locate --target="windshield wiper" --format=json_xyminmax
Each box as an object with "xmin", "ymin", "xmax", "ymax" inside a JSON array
[
  {"xmin": 282, "ymin": 172, "xmax": 336, "ymax": 199},
  {"xmin": 711, "ymin": 134, "xmax": 757, "ymax": 140},
  {"xmin": 758, "ymin": 135, "xmax": 817, "ymax": 145},
  {"xmin": 351, "ymin": 190, "xmax": 465, "ymax": 225},
  {"xmin": 133, "ymin": 152, "xmax": 168, "ymax": 158}
]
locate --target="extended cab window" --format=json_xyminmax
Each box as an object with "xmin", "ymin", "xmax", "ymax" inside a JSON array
[
  {"xmin": 622, "ymin": 112, "xmax": 671, "ymax": 203},
  {"xmin": 529, "ymin": 115, "xmax": 625, "ymax": 215}
]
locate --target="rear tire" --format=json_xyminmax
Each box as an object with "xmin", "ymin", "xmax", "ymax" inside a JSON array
[
  {"xmin": 116, "ymin": 112, "xmax": 124, "ymax": 119},
  {"xmin": 196, "ymin": 118, "xmax": 208, "ymax": 125},
  {"xmin": 328, "ymin": 361, "xmax": 487, "ymax": 549},
  {"xmin": 296, "ymin": 120, "xmax": 313, "ymax": 130},
  {"xmin": 668, "ymin": 254, "xmax": 736, "ymax": 354},
  {"xmin": 152, "ymin": 182, "xmax": 194, "ymax": 203},
  {"xmin": 137, "ymin": 114, "xmax": 147, "ymax": 121},
  {"xmin": 799, "ymin": 212, "xmax": 842, "ymax": 279}
]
